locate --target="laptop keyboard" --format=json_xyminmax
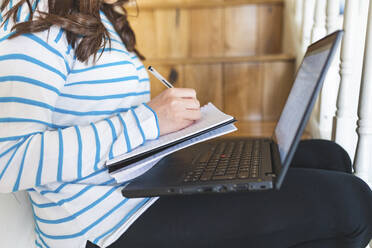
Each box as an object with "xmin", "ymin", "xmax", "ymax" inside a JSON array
[{"xmin": 183, "ymin": 140, "xmax": 263, "ymax": 182}]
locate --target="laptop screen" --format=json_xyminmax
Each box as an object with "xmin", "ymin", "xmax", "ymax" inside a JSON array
[{"xmin": 273, "ymin": 32, "xmax": 342, "ymax": 167}]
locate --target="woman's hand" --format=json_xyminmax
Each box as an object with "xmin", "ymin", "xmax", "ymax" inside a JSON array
[{"xmin": 147, "ymin": 88, "xmax": 202, "ymax": 136}]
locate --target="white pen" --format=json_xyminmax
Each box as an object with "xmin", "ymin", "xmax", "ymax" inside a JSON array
[{"xmin": 148, "ymin": 66, "xmax": 174, "ymax": 88}]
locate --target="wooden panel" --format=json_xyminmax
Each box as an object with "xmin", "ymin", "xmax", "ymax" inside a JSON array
[
  {"xmin": 257, "ymin": 4, "xmax": 283, "ymax": 54},
  {"xmin": 190, "ymin": 8, "xmax": 224, "ymax": 58},
  {"xmin": 224, "ymin": 121, "xmax": 312, "ymax": 138},
  {"xmin": 154, "ymin": 9, "xmax": 190, "ymax": 59},
  {"xmin": 136, "ymin": 0, "xmax": 184, "ymax": 8},
  {"xmin": 133, "ymin": 0, "xmax": 284, "ymax": 9},
  {"xmin": 224, "ymin": 63, "xmax": 263, "ymax": 121},
  {"xmin": 145, "ymin": 54, "xmax": 295, "ymax": 65},
  {"xmin": 223, "ymin": 60, "xmax": 294, "ymax": 122},
  {"xmin": 130, "ymin": 1, "xmax": 284, "ymax": 58},
  {"xmin": 262, "ymin": 61, "xmax": 294, "ymax": 120},
  {"xmin": 129, "ymin": 0, "xmax": 292, "ymax": 125},
  {"xmin": 128, "ymin": 10, "xmax": 157, "ymax": 58},
  {"xmin": 224, "ymin": 5, "xmax": 258, "ymax": 56},
  {"xmin": 184, "ymin": 64, "xmax": 224, "ymax": 109},
  {"xmin": 129, "ymin": 9, "xmax": 190, "ymax": 59},
  {"xmin": 227, "ymin": 121, "xmax": 276, "ymax": 137}
]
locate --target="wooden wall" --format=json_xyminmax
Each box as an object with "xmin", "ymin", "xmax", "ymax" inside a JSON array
[{"xmin": 127, "ymin": 0, "xmax": 295, "ymax": 122}]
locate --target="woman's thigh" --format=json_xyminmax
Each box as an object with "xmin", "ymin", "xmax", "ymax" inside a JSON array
[{"xmin": 109, "ymin": 168, "xmax": 372, "ymax": 248}]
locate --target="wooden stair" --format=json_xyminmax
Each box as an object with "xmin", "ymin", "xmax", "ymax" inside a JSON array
[
  {"xmin": 227, "ymin": 121, "xmax": 277, "ymax": 137},
  {"xmin": 126, "ymin": 0, "xmax": 284, "ymax": 10},
  {"xmin": 224, "ymin": 121, "xmax": 311, "ymax": 139},
  {"xmin": 128, "ymin": 0, "xmax": 298, "ymax": 138}
]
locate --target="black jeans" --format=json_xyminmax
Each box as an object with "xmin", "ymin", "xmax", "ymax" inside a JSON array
[{"xmin": 87, "ymin": 140, "xmax": 372, "ymax": 248}]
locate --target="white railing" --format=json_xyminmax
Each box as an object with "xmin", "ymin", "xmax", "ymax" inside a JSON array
[
  {"xmin": 285, "ymin": 2, "xmax": 371, "ymax": 246},
  {"xmin": 284, "ymin": 0, "xmax": 372, "ymax": 191},
  {"xmin": 354, "ymin": 1, "xmax": 372, "ymax": 193},
  {"xmin": 334, "ymin": 0, "xmax": 361, "ymax": 160}
]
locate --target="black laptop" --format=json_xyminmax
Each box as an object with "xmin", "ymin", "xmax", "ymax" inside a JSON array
[{"xmin": 121, "ymin": 30, "xmax": 343, "ymax": 198}]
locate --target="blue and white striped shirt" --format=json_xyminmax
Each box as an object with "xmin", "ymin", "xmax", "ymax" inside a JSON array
[{"xmin": 0, "ymin": 1, "xmax": 160, "ymax": 247}]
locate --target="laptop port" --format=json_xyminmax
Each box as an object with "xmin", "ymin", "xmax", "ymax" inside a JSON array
[
  {"xmin": 214, "ymin": 186, "xmax": 227, "ymax": 193},
  {"xmin": 202, "ymin": 187, "xmax": 213, "ymax": 193},
  {"xmin": 236, "ymin": 184, "xmax": 247, "ymax": 190}
]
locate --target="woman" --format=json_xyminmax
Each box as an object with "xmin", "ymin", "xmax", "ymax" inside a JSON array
[{"xmin": 0, "ymin": 1, "xmax": 371, "ymax": 248}]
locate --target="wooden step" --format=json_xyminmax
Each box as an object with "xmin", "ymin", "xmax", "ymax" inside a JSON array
[
  {"xmin": 127, "ymin": 0, "xmax": 284, "ymax": 10},
  {"xmin": 127, "ymin": 0, "xmax": 292, "ymax": 123},
  {"xmin": 145, "ymin": 54, "xmax": 295, "ymax": 66},
  {"xmin": 227, "ymin": 121, "xmax": 277, "ymax": 137},
  {"xmin": 129, "ymin": 1, "xmax": 284, "ymax": 58},
  {"xmin": 145, "ymin": 54, "xmax": 296, "ymax": 122},
  {"xmin": 224, "ymin": 121, "xmax": 312, "ymax": 139}
]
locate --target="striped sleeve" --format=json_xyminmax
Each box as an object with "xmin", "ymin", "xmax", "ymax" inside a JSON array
[{"xmin": 0, "ymin": 28, "xmax": 160, "ymax": 193}]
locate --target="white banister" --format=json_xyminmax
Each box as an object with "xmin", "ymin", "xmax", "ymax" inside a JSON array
[
  {"xmin": 326, "ymin": 0, "xmax": 339, "ymax": 33},
  {"xmin": 308, "ymin": 0, "xmax": 327, "ymax": 139},
  {"xmin": 301, "ymin": 0, "xmax": 316, "ymax": 54},
  {"xmin": 334, "ymin": 0, "xmax": 360, "ymax": 160},
  {"xmin": 354, "ymin": 0, "xmax": 372, "ymax": 188},
  {"xmin": 318, "ymin": 0, "xmax": 341, "ymax": 139},
  {"xmin": 311, "ymin": 0, "xmax": 327, "ymax": 42},
  {"xmin": 295, "ymin": 0, "xmax": 304, "ymax": 41}
]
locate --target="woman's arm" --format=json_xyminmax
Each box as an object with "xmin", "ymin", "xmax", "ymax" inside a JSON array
[{"xmin": 0, "ymin": 28, "xmax": 159, "ymax": 193}]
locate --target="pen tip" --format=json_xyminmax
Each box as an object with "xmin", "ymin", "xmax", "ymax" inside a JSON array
[{"xmin": 148, "ymin": 66, "xmax": 152, "ymax": 71}]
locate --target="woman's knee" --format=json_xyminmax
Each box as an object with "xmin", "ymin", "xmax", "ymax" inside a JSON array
[
  {"xmin": 347, "ymin": 176, "xmax": 372, "ymax": 224},
  {"xmin": 291, "ymin": 139, "xmax": 352, "ymax": 173},
  {"xmin": 336, "ymin": 175, "xmax": 372, "ymax": 245},
  {"xmin": 306, "ymin": 172, "xmax": 372, "ymax": 247}
]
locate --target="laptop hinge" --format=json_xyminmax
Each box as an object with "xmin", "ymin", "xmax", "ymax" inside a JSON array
[{"xmin": 269, "ymin": 141, "xmax": 282, "ymax": 180}]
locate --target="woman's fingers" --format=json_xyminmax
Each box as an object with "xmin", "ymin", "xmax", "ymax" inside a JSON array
[
  {"xmin": 147, "ymin": 87, "xmax": 201, "ymax": 136},
  {"xmin": 180, "ymin": 98, "xmax": 200, "ymax": 110},
  {"xmin": 166, "ymin": 88, "xmax": 197, "ymax": 98},
  {"xmin": 184, "ymin": 109, "xmax": 202, "ymax": 121}
]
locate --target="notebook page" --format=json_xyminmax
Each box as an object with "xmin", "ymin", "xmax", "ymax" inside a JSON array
[
  {"xmin": 106, "ymin": 103, "xmax": 234, "ymax": 166},
  {"xmin": 110, "ymin": 123, "xmax": 237, "ymax": 182}
]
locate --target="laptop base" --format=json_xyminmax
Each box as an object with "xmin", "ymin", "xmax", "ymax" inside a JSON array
[{"xmin": 122, "ymin": 138, "xmax": 276, "ymax": 198}]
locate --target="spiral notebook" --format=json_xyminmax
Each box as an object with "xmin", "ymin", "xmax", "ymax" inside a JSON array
[{"xmin": 106, "ymin": 103, "xmax": 237, "ymax": 182}]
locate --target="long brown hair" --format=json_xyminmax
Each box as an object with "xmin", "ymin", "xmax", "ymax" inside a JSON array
[{"xmin": 0, "ymin": 0, "xmax": 144, "ymax": 62}]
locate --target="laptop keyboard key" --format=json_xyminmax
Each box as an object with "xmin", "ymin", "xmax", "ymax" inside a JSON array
[
  {"xmin": 212, "ymin": 175, "xmax": 236, "ymax": 180},
  {"xmin": 183, "ymin": 139, "xmax": 264, "ymax": 183},
  {"xmin": 238, "ymin": 172, "xmax": 250, "ymax": 179}
]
